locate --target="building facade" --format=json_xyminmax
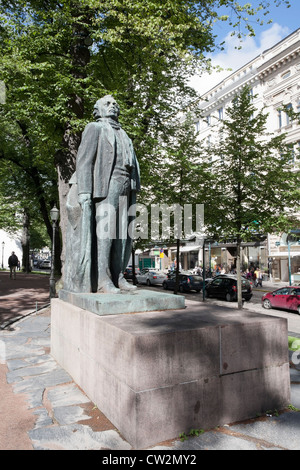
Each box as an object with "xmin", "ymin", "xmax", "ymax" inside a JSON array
[
  {"xmin": 0, "ymin": 229, "xmax": 22, "ymax": 269},
  {"xmin": 193, "ymin": 28, "xmax": 300, "ymax": 281}
]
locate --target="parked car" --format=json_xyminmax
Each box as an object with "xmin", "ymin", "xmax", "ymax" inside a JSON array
[
  {"xmin": 242, "ymin": 275, "xmax": 254, "ymax": 289},
  {"xmin": 205, "ymin": 275, "xmax": 252, "ymax": 301},
  {"xmin": 124, "ymin": 266, "xmax": 140, "ymax": 280},
  {"xmin": 136, "ymin": 268, "xmax": 167, "ymax": 286},
  {"xmin": 34, "ymin": 258, "xmax": 43, "ymax": 268},
  {"xmin": 39, "ymin": 259, "xmax": 51, "ymax": 269},
  {"xmin": 262, "ymin": 286, "xmax": 300, "ymax": 314},
  {"xmin": 163, "ymin": 273, "xmax": 202, "ymax": 293}
]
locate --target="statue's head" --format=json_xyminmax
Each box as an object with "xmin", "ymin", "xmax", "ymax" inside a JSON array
[{"xmin": 93, "ymin": 95, "xmax": 120, "ymax": 121}]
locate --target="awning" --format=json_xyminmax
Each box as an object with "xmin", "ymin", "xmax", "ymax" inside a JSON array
[
  {"xmin": 271, "ymin": 252, "xmax": 300, "ymax": 258},
  {"xmin": 177, "ymin": 245, "xmax": 202, "ymax": 253}
]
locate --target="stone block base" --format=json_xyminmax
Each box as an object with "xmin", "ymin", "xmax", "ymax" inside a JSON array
[
  {"xmin": 51, "ymin": 298, "xmax": 290, "ymax": 449},
  {"xmin": 58, "ymin": 288, "xmax": 185, "ymax": 316}
]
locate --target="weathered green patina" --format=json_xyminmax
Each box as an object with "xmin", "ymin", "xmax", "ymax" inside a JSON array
[{"xmin": 64, "ymin": 96, "xmax": 140, "ymax": 294}]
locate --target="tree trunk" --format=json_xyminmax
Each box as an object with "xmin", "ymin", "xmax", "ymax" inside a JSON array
[
  {"xmin": 174, "ymin": 238, "xmax": 180, "ymax": 294},
  {"xmin": 56, "ymin": 136, "xmax": 78, "ymax": 275},
  {"xmin": 21, "ymin": 208, "xmax": 31, "ymax": 273},
  {"xmin": 132, "ymin": 246, "xmax": 137, "ymax": 285},
  {"xmin": 236, "ymin": 240, "xmax": 243, "ymax": 309},
  {"xmin": 56, "ymin": 12, "xmax": 91, "ymax": 281}
]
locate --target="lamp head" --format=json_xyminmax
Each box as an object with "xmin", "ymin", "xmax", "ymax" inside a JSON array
[{"xmin": 50, "ymin": 205, "xmax": 59, "ymax": 223}]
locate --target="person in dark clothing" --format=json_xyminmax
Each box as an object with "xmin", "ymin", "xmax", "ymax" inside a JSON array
[{"xmin": 8, "ymin": 251, "xmax": 19, "ymax": 279}]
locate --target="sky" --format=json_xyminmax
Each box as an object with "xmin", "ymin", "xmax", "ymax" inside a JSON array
[{"xmin": 189, "ymin": 0, "xmax": 300, "ymax": 94}]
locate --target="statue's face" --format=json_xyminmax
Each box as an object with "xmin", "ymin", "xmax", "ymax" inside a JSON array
[{"xmin": 97, "ymin": 96, "xmax": 120, "ymax": 120}]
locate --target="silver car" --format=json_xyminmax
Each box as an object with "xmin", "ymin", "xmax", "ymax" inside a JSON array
[
  {"xmin": 40, "ymin": 259, "xmax": 51, "ymax": 269},
  {"xmin": 136, "ymin": 268, "xmax": 167, "ymax": 286}
]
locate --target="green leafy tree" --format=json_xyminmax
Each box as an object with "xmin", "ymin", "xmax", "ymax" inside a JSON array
[
  {"xmin": 0, "ymin": 0, "xmax": 292, "ymax": 277},
  {"xmin": 0, "ymin": 117, "xmax": 60, "ymax": 270},
  {"xmin": 149, "ymin": 112, "xmax": 210, "ymax": 292},
  {"xmin": 202, "ymin": 86, "xmax": 299, "ymax": 307}
]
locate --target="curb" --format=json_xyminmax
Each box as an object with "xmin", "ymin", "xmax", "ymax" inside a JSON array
[{"xmin": 0, "ymin": 303, "xmax": 51, "ymax": 331}]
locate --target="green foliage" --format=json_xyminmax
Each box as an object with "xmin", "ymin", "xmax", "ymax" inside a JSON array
[
  {"xmin": 0, "ymin": 114, "xmax": 58, "ymax": 243},
  {"xmin": 0, "ymin": 196, "xmax": 22, "ymax": 234},
  {"xmin": 288, "ymin": 336, "xmax": 300, "ymax": 351},
  {"xmin": 0, "ymin": 0, "xmax": 293, "ymax": 250},
  {"xmin": 30, "ymin": 219, "xmax": 51, "ymax": 249},
  {"xmin": 179, "ymin": 428, "xmax": 204, "ymax": 441},
  {"xmin": 288, "ymin": 404, "xmax": 300, "ymax": 412},
  {"xmin": 141, "ymin": 112, "xmax": 210, "ymax": 244},
  {"xmin": 0, "ymin": 159, "xmax": 26, "ymax": 233}
]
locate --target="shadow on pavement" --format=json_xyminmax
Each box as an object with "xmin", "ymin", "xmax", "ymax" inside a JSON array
[{"xmin": 0, "ymin": 271, "xmax": 50, "ymax": 327}]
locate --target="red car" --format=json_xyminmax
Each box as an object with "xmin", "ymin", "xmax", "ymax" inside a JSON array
[{"xmin": 262, "ymin": 286, "xmax": 300, "ymax": 315}]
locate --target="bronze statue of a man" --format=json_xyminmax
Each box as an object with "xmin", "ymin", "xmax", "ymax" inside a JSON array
[{"xmin": 64, "ymin": 95, "xmax": 140, "ymax": 294}]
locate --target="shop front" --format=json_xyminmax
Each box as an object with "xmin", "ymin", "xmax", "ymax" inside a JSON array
[
  {"xmin": 179, "ymin": 245, "xmax": 202, "ymax": 271},
  {"xmin": 203, "ymin": 240, "xmax": 268, "ymax": 274},
  {"xmin": 137, "ymin": 237, "xmax": 269, "ymax": 275},
  {"xmin": 270, "ymin": 252, "xmax": 300, "ymax": 283},
  {"xmin": 268, "ymin": 231, "xmax": 300, "ymax": 282}
]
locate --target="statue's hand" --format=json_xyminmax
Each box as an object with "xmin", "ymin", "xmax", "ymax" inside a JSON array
[{"xmin": 78, "ymin": 193, "xmax": 91, "ymax": 206}]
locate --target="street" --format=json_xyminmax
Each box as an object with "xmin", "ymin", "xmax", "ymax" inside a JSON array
[{"xmin": 136, "ymin": 283, "xmax": 300, "ymax": 336}]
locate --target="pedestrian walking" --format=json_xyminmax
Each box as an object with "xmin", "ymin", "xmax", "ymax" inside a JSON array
[
  {"xmin": 8, "ymin": 251, "xmax": 19, "ymax": 279},
  {"xmin": 254, "ymin": 267, "xmax": 263, "ymax": 287}
]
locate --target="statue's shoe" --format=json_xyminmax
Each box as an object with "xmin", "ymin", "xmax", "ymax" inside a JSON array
[
  {"xmin": 118, "ymin": 275, "xmax": 137, "ymax": 291},
  {"xmin": 98, "ymin": 279, "xmax": 121, "ymax": 294}
]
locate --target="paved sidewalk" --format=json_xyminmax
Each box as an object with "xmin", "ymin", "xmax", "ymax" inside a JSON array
[
  {"xmin": 0, "ymin": 271, "xmax": 50, "ymax": 328},
  {"xmin": 0, "ymin": 273, "xmax": 300, "ymax": 451}
]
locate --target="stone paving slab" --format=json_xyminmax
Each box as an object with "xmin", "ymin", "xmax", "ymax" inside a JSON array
[
  {"xmin": 229, "ymin": 413, "xmax": 300, "ymax": 450},
  {"xmin": 291, "ymin": 383, "xmax": 300, "ymax": 409},
  {"xmin": 52, "ymin": 405, "xmax": 92, "ymax": 426},
  {"xmin": 151, "ymin": 430, "xmax": 282, "ymax": 451},
  {"xmin": 47, "ymin": 383, "xmax": 91, "ymax": 407},
  {"xmin": 29, "ymin": 425, "xmax": 131, "ymax": 451}
]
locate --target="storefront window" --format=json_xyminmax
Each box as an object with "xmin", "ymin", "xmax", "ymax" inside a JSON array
[{"xmin": 292, "ymin": 257, "xmax": 300, "ymax": 275}]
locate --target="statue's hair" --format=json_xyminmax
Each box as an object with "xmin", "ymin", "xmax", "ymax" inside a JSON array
[{"xmin": 93, "ymin": 95, "xmax": 120, "ymax": 119}]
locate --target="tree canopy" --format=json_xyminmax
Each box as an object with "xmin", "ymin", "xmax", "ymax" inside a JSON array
[
  {"xmin": 200, "ymin": 85, "xmax": 299, "ymax": 306},
  {"xmin": 0, "ymin": 0, "xmax": 292, "ymax": 261},
  {"xmin": 202, "ymin": 86, "xmax": 299, "ymax": 241}
]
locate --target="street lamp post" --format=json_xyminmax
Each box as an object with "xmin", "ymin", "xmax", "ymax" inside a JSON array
[
  {"xmin": 49, "ymin": 205, "xmax": 59, "ymax": 299},
  {"xmin": 202, "ymin": 242, "xmax": 206, "ymax": 301},
  {"xmin": 289, "ymin": 230, "xmax": 300, "ymax": 286},
  {"xmin": 1, "ymin": 241, "xmax": 4, "ymax": 269},
  {"xmin": 288, "ymin": 240, "xmax": 292, "ymax": 286}
]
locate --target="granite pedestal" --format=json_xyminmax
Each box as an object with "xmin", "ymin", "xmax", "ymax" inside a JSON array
[{"xmin": 51, "ymin": 294, "xmax": 290, "ymax": 449}]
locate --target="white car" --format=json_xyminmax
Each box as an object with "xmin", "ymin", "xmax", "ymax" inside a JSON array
[
  {"xmin": 40, "ymin": 259, "xmax": 51, "ymax": 269},
  {"xmin": 136, "ymin": 268, "xmax": 167, "ymax": 286}
]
